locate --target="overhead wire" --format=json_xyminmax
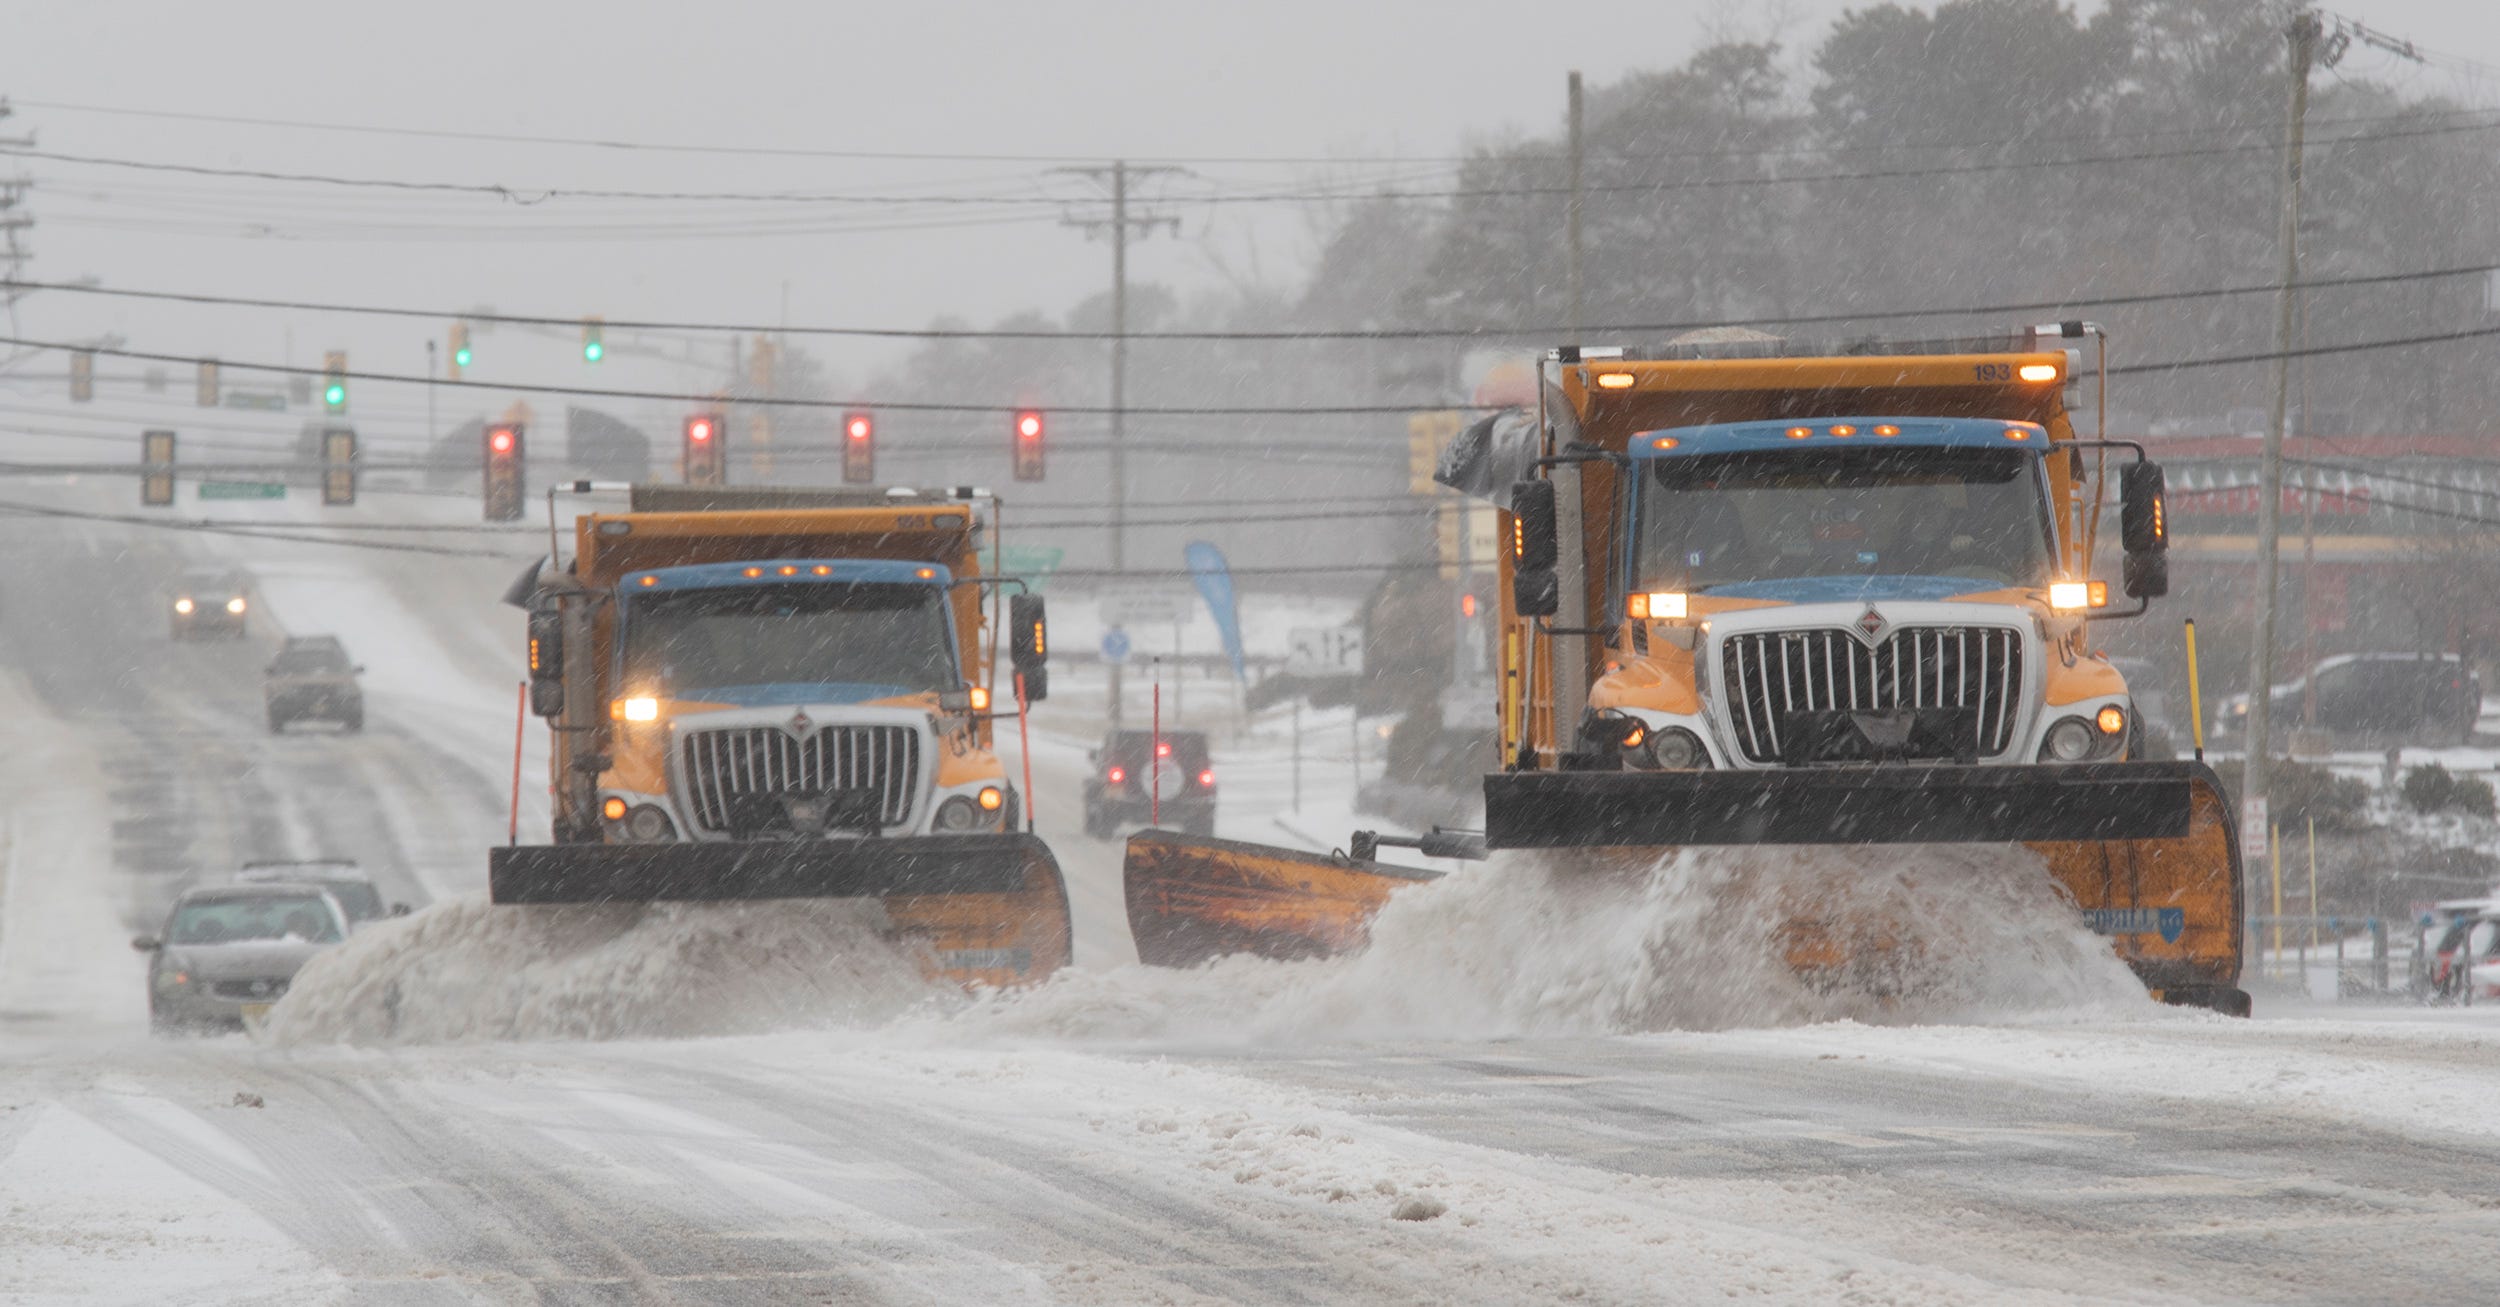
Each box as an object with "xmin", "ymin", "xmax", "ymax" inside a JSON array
[{"xmin": 12, "ymin": 254, "xmax": 2500, "ymax": 343}]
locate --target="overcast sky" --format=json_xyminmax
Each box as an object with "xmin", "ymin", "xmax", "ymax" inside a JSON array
[{"xmin": 6, "ymin": 0, "xmax": 2500, "ymax": 440}]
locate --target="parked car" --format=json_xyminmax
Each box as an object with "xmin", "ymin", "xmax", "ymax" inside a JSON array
[
  {"xmin": 169, "ymin": 569, "xmax": 252, "ymax": 641},
  {"xmin": 2426, "ymin": 911, "xmax": 2500, "ymax": 1003},
  {"xmin": 234, "ymin": 860, "xmax": 407, "ymax": 926},
  {"xmin": 263, "ymin": 636, "xmax": 365, "ymax": 732},
  {"xmin": 132, "ymin": 883, "xmax": 350, "ymax": 1034},
  {"xmin": 2213, "ymin": 652, "xmax": 2480, "ymax": 748},
  {"xmin": 1083, "ymin": 729, "xmax": 1217, "ymax": 838}
]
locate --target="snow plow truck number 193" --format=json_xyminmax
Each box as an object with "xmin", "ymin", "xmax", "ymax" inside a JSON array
[
  {"xmin": 1126, "ymin": 326, "xmax": 2248, "ymax": 1017},
  {"xmin": 490, "ymin": 485, "xmax": 1070, "ymax": 991}
]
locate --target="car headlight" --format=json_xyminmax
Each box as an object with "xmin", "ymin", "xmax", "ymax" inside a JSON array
[
  {"xmin": 934, "ymin": 796, "xmax": 987, "ymax": 831},
  {"xmin": 226, "ymin": 597, "xmax": 247, "ymax": 615},
  {"xmin": 174, "ymin": 598, "xmax": 195, "ymax": 614}
]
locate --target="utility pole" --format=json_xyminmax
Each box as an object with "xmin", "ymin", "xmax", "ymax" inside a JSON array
[
  {"xmin": 0, "ymin": 99, "xmax": 35, "ymax": 341},
  {"xmin": 425, "ymin": 338, "xmax": 438, "ymax": 444},
  {"xmin": 2245, "ymin": 9, "xmax": 2323, "ymax": 860},
  {"xmin": 1566, "ymin": 72, "xmax": 1586, "ymax": 341},
  {"xmin": 1057, "ymin": 160, "xmax": 1182, "ymax": 731}
]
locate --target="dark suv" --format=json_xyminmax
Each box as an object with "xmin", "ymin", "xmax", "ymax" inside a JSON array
[
  {"xmin": 264, "ymin": 636, "xmax": 364, "ymax": 732},
  {"xmin": 2215, "ymin": 653, "xmax": 2481, "ymax": 748},
  {"xmin": 1083, "ymin": 729, "xmax": 1217, "ymax": 838}
]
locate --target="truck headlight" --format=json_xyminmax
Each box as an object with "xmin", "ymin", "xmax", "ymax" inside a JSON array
[
  {"xmin": 174, "ymin": 597, "xmax": 195, "ymax": 615},
  {"xmin": 1627, "ymin": 727, "xmax": 1709, "ymax": 770},
  {"xmin": 2040, "ymin": 716, "xmax": 2122, "ymax": 762},
  {"xmin": 604, "ymin": 802, "xmax": 676, "ymax": 842},
  {"xmin": 226, "ymin": 597, "xmax": 247, "ymax": 615},
  {"xmin": 934, "ymin": 796, "xmax": 987, "ymax": 831}
]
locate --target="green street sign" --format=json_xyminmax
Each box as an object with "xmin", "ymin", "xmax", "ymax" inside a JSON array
[
  {"xmin": 981, "ymin": 544, "xmax": 1065, "ymax": 592},
  {"xmin": 198, "ymin": 481, "xmax": 286, "ymax": 500},
  {"xmin": 222, "ymin": 391, "xmax": 289, "ymax": 411}
]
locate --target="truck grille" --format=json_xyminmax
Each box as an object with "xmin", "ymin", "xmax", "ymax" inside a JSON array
[
  {"xmin": 679, "ymin": 725, "xmax": 920, "ymax": 835},
  {"xmin": 1718, "ymin": 625, "xmax": 2024, "ymax": 764}
]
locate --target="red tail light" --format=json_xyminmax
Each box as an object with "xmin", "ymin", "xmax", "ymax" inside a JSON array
[
  {"xmin": 1107, "ymin": 766, "xmax": 1126, "ymax": 785},
  {"xmin": 1156, "ymin": 741, "xmax": 1172, "ymax": 757},
  {"xmin": 1197, "ymin": 769, "xmax": 1216, "ymax": 788}
]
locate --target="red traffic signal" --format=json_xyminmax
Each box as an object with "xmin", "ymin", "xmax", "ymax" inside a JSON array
[
  {"xmin": 1012, "ymin": 409, "xmax": 1045, "ymax": 482},
  {"xmin": 483, "ymin": 423, "xmax": 525, "ymax": 521},
  {"xmin": 683, "ymin": 412, "xmax": 724, "ymax": 485},
  {"xmin": 842, "ymin": 410, "xmax": 875, "ymax": 484}
]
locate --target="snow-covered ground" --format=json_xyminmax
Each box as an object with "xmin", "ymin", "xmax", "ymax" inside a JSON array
[{"xmin": 7, "ymin": 476, "xmax": 2500, "ymax": 1302}]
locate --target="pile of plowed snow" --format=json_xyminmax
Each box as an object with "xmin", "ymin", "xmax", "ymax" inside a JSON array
[
  {"xmin": 936, "ymin": 843, "xmax": 2150, "ymax": 1044},
  {"xmin": 266, "ymin": 845, "xmax": 2147, "ymax": 1047},
  {"xmin": 259, "ymin": 894, "xmax": 948, "ymax": 1045}
]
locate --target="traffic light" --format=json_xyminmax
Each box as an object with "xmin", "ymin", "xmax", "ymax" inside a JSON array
[
  {"xmin": 842, "ymin": 411, "xmax": 875, "ymax": 484},
  {"xmin": 1408, "ymin": 410, "xmax": 1460, "ymax": 495},
  {"xmin": 683, "ymin": 412, "xmax": 724, "ymax": 486},
  {"xmin": 322, "ymin": 351, "xmax": 348, "ymax": 413},
  {"xmin": 483, "ymin": 423, "xmax": 525, "ymax": 521},
  {"xmin": 69, "ymin": 350, "xmax": 93, "ymax": 402},
  {"xmin": 321, "ymin": 427, "xmax": 358, "ymax": 506},
  {"xmin": 141, "ymin": 430, "xmax": 176, "ymax": 507},
  {"xmin": 581, "ymin": 317, "xmax": 604, "ymax": 364},
  {"xmin": 196, "ymin": 359, "xmax": 220, "ymax": 408},
  {"xmin": 449, "ymin": 323, "xmax": 471, "ymax": 376},
  {"xmin": 1011, "ymin": 409, "xmax": 1045, "ymax": 482}
]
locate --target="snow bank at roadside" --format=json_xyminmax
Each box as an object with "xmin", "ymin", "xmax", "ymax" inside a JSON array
[
  {"xmin": 935, "ymin": 843, "xmax": 2149, "ymax": 1045},
  {"xmin": 260, "ymin": 893, "xmax": 949, "ymax": 1045}
]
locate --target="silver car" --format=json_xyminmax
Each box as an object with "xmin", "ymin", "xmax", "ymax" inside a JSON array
[{"xmin": 133, "ymin": 884, "xmax": 349, "ymax": 1034}]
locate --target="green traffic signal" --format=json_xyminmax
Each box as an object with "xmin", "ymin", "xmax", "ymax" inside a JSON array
[
  {"xmin": 324, "ymin": 382, "xmax": 346, "ymax": 408},
  {"xmin": 582, "ymin": 340, "xmax": 604, "ymax": 363},
  {"xmin": 454, "ymin": 346, "xmax": 472, "ymax": 368}
]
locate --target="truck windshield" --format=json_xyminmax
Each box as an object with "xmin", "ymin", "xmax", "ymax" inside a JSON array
[
  {"xmin": 1636, "ymin": 447, "xmax": 2053, "ymax": 591},
  {"xmin": 622, "ymin": 582, "xmax": 957, "ymax": 696}
]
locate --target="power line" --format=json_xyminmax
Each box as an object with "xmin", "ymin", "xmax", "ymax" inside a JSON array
[
  {"xmin": 12, "ymin": 255, "xmax": 2500, "ymax": 345},
  {"xmin": 17, "ymin": 94, "xmax": 2499, "ymax": 168},
  {"xmin": 15, "ymin": 112, "xmax": 2500, "ymax": 212},
  {"xmin": 11, "ymin": 311, "xmax": 2500, "ymax": 425}
]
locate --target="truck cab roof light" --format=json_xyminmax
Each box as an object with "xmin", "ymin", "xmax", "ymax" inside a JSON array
[
  {"xmin": 1874, "ymin": 424, "xmax": 1901, "ymax": 437},
  {"xmin": 1650, "ymin": 436, "xmax": 1679, "ymax": 450},
  {"xmin": 1785, "ymin": 426, "xmax": 1813, "ymax": 440},
  {"xmin": 2018, "ymin": 363, "xmax": 2061, "ymax": 382},
  {"xmin": 1828, "ymin": 425, "xmax": 1856, "ymax": 437},
  {"xmin": 1595, "ymin": 372, "xmax": 1637, "ymax": 389}
]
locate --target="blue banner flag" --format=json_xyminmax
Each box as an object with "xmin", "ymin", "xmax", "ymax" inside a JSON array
[{"xmin": 1184, "ymin": 541, "xmax": 1247, "ymax": 683}]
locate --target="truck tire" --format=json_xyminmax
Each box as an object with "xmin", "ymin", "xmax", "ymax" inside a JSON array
[
  {"xmin": 342, "ymin": 709, "xmax": 364, "ymax": 734},
  {"xmin": 267, "ymin": 709, "xmax": 288, "ymax": 734}
]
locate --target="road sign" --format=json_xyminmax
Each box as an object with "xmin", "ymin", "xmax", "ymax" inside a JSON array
[
  {"xmin": 1101, "ymin": 627, "xmax": 1132, "ymax": 664},
  {"xmin": 1288, "ymin": 626, "xmax": 1363, "ymax": 677},
  {"xmin": 2240, "ymin": 796, "xmax": 2269, "ymax": 863},
  {"xmin": 980, "ymin": 544, "xmax": 1066, "ymax": 592},
  {"xmin": 1100, "ymin": 584, "xmax": 1188, "ymax": 627},
  {"xmin": 223, "ymin": 391, "xmax": 288, "ymax": 411},
  {"xmin": 198, "ymin": 481, "xmax": 284, "ymax": 500}
]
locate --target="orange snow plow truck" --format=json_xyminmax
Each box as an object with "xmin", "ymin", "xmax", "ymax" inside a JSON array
[
  {"xmin": 492, "ymin": 485, "xmax": 1069, "ymax": 990},
  {"xmin": 1127, "ymin": 327, "xmax": 2247, "ymax": 1015}
]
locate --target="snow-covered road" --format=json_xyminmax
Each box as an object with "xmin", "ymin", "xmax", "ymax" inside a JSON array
[{"xmin": 4, "ymin": 478, "xmax": 2499, "ymax": 1304}]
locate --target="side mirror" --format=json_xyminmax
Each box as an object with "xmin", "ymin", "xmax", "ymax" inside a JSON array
[
  {"xmin": 1008, "ymin": 594, "xmax": 1049, "ymax": 703},
  {"xmin": 390, "ymin": 903, "xmax": 412, "ymax": 917},
  {"xmin": 2119, "ymin": 462, "xmax": 2169, "ymax": 599},
  {"xmin": 353, "ymin": 665, "xmax": 367, "ymax": 675},
  {"xmin": 2120, "ymin": 462, "xmax": 2167, "ymax": 556},
  {"xmin": 1508, "ymin": 479, "xmax": 1559, "ymax": 618},
  {"xmin": 2124, "ymin": 551, "xmax": 2169, "ymax": 599},
  {"xmin": 131, "ymin": 936, "xmax": 160, "ymax": 952},
  {"xmin": 527, "ymin": 610, "xmax": 565, "ymax": 718}
]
